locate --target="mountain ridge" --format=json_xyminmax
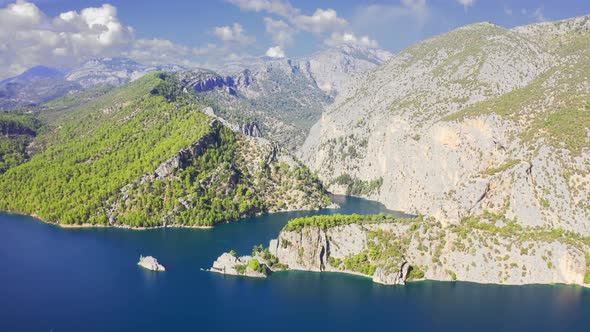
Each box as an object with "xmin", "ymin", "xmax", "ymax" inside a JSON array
[{"xmin": 300, "ymin": 15, "xmax": 590, "ymax": 235}]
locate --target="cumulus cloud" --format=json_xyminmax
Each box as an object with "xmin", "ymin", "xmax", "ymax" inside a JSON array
[
  {"xmin": 325, "ymin": 32, "xmax": 379, "ymax": 48},
  {"xmin": 124, "ymin": 38, "xmax": 202, "ymax": 67},
  {"xmin": 292, "ymin": 8, "xmax": 348, "ymax": 35},
  {"xmin": 212, "ymin": 23, "xmax": 255, "ymax": 45},
  {"xmin": 265, "ymin": 46, "xmax": 285, "ymax": 58},
  {"xmin": 0, "ymin": 0, "xmax": 135, "ymax": 78},
  {"xmin": 228, "ymin": 0, "xmax": 380, "ymax": 50},
  {"xmin": 0, "ymin": 1, "xmax": 260, "ymax": 79},
  {"xmin": 227, "ymin": 0, "xmax": 298, "ymax": 18},
  {"xmin": 264, "ymin": 17, "xmax": 296, "ymax": 46}
]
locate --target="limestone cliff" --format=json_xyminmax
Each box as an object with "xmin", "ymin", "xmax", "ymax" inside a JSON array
[
  {"xmin": 213, "ymin": 214, "xmax": 590, "ymax": 287},
  {"xmin": 300, "ymin": 16, "xmax": 590, "ymax": 236}
]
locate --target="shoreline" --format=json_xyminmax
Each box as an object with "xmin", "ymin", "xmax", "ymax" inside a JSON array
[
  {"xmin": 268, "ymin": 268, "xmax": 590, "ymax": 289},
  {"xmin": 1, "ymin": 210, "xmax": 214, "ymax": 230},
  {"xmin": 0, "ymin": 200, "xmax": 340, "ymax": 231}
]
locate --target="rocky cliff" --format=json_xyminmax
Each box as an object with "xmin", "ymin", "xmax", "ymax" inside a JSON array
[
  {"xmin": 300, "ymin": 16, "xmax": 590, "ymax": 236},
  {"xmin": 195, "ymin": 44, "xmax": 392, "ymax": 150},
  {"xmin": 213, "ymin": 214, "xmax": 590, "ymax": 287}
]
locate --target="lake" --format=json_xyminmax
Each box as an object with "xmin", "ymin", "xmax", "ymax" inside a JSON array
[{"xmin": 0, "ymin": 195, "xmax": 588, "ymax": 332}]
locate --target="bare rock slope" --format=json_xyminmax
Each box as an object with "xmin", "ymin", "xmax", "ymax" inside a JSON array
[{"xmin": 301, "ymin": 16, "xmax": 590, "ymax": 236}]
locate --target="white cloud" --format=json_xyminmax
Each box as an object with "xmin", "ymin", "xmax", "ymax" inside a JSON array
[
  {"xmin": 213, "ymin": 23, "xmax": 255, "ymax": 45},
  {"xmin": 0, "ymin": 0, "xmax": 134, "ymax": 78},
  {"xmin": 0, "ymin": 1, "xmax": 259, "ymax": 79},
  {"xmin": 504, "ymin": 7, "xmax": 513, "ymax": 16},
  {"xmin": 226, "ymin": 0, "xmax": 298, "ymax": 18},
  {"xmin": 265, "ymin": 46, "xmax": 285, "ymax": 58},
  {"xmin": 228, "ymin": 0, "xmax": 381, "ymax": 51},
  {"xmin": 124, "ymin": 38, "xmax": 202, "ymax": 67},
  {"xmin": 264, "ymin": 17, "xmax": 295, "ymax": 46},
  {"xmin": 325, "ymin": 32, "xmax": 379, "ymax": 48},
  {"xmin": 293, "ymin": 8, "xmax": 348, "ymax": 35},
  {"xmin": 456, "ymin": 0, "xmax": 476, "ymax": 8},
  {"xmin": 533, "ymin": 6, "xmax": 547, "ymax": 22}
]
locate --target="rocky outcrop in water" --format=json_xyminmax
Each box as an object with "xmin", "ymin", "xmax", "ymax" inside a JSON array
[
  {"xmin": 138, "ymin": 255, "xmax": 166, "ymax": 272},
  {"xmin": 210, "ymin": 253, "xmax": 268, "ymax": 278}
]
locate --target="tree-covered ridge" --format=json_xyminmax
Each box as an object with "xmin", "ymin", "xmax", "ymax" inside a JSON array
[
  {"xmin": 0, "ymin": 113, "xmax": 43, "ymax": 173},
  {"xmin": 283, "ymin": 213, "xmax": 419, "ymax": 232},
  {"xmin": 0, "ymin": 73, "xmax": 330, "ymax": 227}
]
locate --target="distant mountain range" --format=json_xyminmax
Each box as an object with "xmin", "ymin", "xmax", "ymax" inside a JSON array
[
  {"xmin": 184, "ymin": 44, "xmax": 392, "ymax": 149},
  {"xmin": 1, "ymin": 45, "xmax": 391, "ymax": 150},
  {"xmin": 0, "ymin": 57, "xmax": 185, "ymax": 109}
]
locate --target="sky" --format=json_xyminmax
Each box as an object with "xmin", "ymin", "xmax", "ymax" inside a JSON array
[{"xmin": 0, "ymin": 0, "xmax": 588, "ymax": 79}]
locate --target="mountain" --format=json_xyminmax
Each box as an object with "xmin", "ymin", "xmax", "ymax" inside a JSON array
[
  {"xmin": 301, "ymin": 16, "xmax": 590, "ymax": 236},
  {"xmin": 188, "ymin": 44, "xmax": 393, "ymax": 150},
  {"xmin": 0, "ymin": 57, "xmax": 185, "ymax": 110},
  {"xmin": 65, "ymin": 57, "xmax": 185, "ymax": 88},
  {"xmin": 1, "ymin": 46, "xmax": 390, "ymax": 151},
  {"xmin": 0, "ymin": 72, "xmax": 330, "ymax": 227},
  {"xmin": 0, "ymin": 66, "xmax": 79, "ymax": 109}
]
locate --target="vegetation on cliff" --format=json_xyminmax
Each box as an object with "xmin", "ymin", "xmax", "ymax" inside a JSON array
[
  {"xmin": 283, "ymin": 213, "xmax": 420, "ymax": 232},
  {"xmin": 0, "ymin": 113, "xmax": 43, "ymax": 173},
  {"xmin": 278, "ymin": 213, "xmax": 590, "ymax": 286},
  {"xmin": 0, "ymin": 73, "xmax": 330, "ymax": 227}
]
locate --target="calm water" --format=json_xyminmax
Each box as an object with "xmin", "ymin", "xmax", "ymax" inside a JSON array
[{"xmin": 0, "ymin": 195, "xmax": 589, "ymax": 332}]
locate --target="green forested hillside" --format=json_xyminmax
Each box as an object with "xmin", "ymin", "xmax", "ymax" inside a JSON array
[
  {"xmin": 0, "ymin": 113, "xmax": 43, "ymax": 173},
  {"xmin": 0, "ymin": 73, "xmax": 329, "ymax": 227}
]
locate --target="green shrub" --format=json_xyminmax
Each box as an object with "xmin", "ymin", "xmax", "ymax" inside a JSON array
[{"xmin": 407, "ymin": 265, "xmax": 425, "ymax": 280}]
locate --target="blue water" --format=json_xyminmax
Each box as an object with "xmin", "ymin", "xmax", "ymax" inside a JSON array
[{"xmin": 0, "ymin": 195, "xmax": 589, "ymax": 332}]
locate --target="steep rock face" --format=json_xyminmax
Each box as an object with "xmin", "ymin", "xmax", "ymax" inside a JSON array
[
  {"xmin": 301, "ymin": 17, "xmax": 590, "ymax": 235},
  {"xmin": 202, "ymin": 45, "xmax": 392, "ymax": 150},
  {"xmin": 260, "ymin": 218, "xmax": 590, "ymax": 286},
  {"xmin": 268, "ymin": 224, "xmax": 409, "ymax": 285},
  {"xmin": 177, "ymin": 70, "xmax": 231, "ymax": 93},
  {"xmin": 298, "ymin": 44, "xmax": 393, "ymax": 94}
]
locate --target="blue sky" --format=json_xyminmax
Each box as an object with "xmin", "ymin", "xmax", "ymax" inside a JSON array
[{"xmin": 0, "ymin": 0, "xmax": 588, "ymax": 78}]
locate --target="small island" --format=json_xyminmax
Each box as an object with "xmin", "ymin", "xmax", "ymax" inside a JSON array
[
  {"xmin": 138, "ymin": 255, "xmax": 166, "ymax": 272},
  {"xmin": 210, "ymin": 246, "xmax": 287, "ymax": 278}
]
